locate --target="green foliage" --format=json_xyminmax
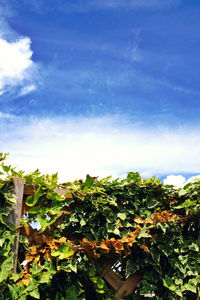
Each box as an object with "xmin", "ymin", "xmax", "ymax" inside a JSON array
[{"xmin": 0, "ymin": 153, "xmax": 199, "ymax": 299}]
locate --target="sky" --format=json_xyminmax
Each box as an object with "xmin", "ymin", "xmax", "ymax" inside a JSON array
[{"xmin": 0, "ymin": 0, "xmax": 200, "ymax": 186}]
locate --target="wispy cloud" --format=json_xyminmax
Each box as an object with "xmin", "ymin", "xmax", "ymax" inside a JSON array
[
  {"xmin": 19, "ymin": 84, "xmax": 36, "ymax": 96},
  {"xmin": 90, "ymin": 0, "xmax": 180, "ymax": 10},
  {"xmin": 0, "ymin": 111, "xmax": 18, "ymax": 120},
  {"xmin": 1, "ymin": 114, "xmax": 200, "ymax": 182},
  {"xmin": 7, "ymin": 0, "xmax": 180, "ymax": 15}
]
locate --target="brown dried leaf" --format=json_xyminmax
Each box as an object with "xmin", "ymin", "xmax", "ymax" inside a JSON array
[
  {"xmin": 81, "ymin": 238, "xmax": 99, "ymax": 260},
  {"xmin": 44, "ymin": 249, "xmax": 52, "ymax": 261},
  {"xmin": 140, "ymin": 244, "xmax": 150, "ymax": 253},
  {"xmin": 17, "ymin": 275, "xmax": 31, "ymax": 286},
  {"xmin": 99, "ymin": 241, "xmax": 110, "ymax": 254},
  {"xmin": 123, "ymin": 246, "xmax": 131, "ymax": 258},
  {"xmin": 114, "ymin": 241, "xmax": 124, "ymax": 254},
  {"xmin": 30, "ymin": 245, "xmax": 38, "ymax": 255},
  {"xmin": 25, "ymin": 254, "xmax": 35, "ymax": 263},
  {"xmin": 33, "ymin": 232, "xmax": 44, "ymax": 245},
  {"xmin": 121, "ymin": 236, "xmax": 136, "ymax": 247},
  {"xmin": 150, "ymin": 234, "xmax": 158, "ymax": 242}
]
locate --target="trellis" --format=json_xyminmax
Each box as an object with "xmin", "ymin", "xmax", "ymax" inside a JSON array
[{"xmin": 8, "ymin": 178, "xmax": 142, "ymax": 300}]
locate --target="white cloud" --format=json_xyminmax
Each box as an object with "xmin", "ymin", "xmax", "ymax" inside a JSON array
[
  {"xmin": 1, "ymin": 115, "xmax": 200, "ymax": 182},
  {"xmin": 0, "ymin": 36, "xmax": 36, "ymax": 94},
  {"xmin": 185, "ymin": 175, "xmax": 200, "ymax": 185},
  {"xmin": 163, "ymin": 174, "xmax": 200, "ymax": 188},
  {"xmin": 163, "ymin": 175, "xmax": 186, "ymax": 187}
]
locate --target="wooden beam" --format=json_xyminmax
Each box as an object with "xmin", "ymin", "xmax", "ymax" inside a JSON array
[
  {"xmin": 103, "ymin": 267, "xmax": 123, "ymax": 291},
  {"xmin": 115, "ymin": 273, "xmax": 142, "ymax": 300},
  {"xmin": 24, "ymin": 184, "xmax": 72, "ymax": 197},
  {"xmin": 8, "ymin": 178, "xmax": 25, "ymax": 272}
]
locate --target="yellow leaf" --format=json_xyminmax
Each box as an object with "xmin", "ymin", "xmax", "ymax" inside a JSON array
[
  {"xmin": 134, "ymin": 216, "xmax": 144, "ymax": 224},
  {"xmin": 56, "ymin": 237, "xmax": 67, "ymax": 243}
]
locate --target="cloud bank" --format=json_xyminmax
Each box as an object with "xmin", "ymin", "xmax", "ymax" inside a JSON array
[{"xmin": 1, "ymin": 115, "xmax": 200, "ymax": 183}]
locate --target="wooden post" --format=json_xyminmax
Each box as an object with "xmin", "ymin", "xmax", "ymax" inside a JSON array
[{"xmin": 8, "ymin": 178, "xmax": 25, "ymax": 272}]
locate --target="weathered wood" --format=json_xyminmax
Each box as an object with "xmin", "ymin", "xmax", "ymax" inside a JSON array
[
  {"xmin": 103, "ymin": 267, "xmax": 123, "ymax": 291},
  {"xmin": 23, "ymin": 184, "xmax": 35, "ymax": 195},
  {"xmin": 115, "ymin": 273, "xmax": 142, "ymax": 300},
  {"xmin": 8, "ymin": 178, "xmax": 25, "ymax": 272}
]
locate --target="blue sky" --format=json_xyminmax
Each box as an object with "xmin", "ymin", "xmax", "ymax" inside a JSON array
[{"xmin": 0, "ymin": 0, "xmax": 200, "ymax": 185}]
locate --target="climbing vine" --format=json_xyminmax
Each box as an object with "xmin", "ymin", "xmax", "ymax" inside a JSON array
[{"xmin": 0, "ymin": 153, "xmax": 199, "ymax": 299}]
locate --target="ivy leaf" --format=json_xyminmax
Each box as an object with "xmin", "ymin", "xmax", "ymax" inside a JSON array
[
  {"xmin": 84, "ymin": 175, "xmax": 95, "ymax": 188},
  {"xmin": 126, "ymin": 260, "xmax": 139, "ymax": 276},
  {"xmin": 8, "ymin": 284, "xmax": 24, "ymax": 300},
  {"xmin": 0, "ymin": 238, "xmax": 4, "ymax": 247},
  {"xmin": 3, "ymin": 192, "xmax": 17, "ymax": 205},
  {"xmin": 107, "ymin": 223, "xmax": 120, "ymax": 235},
  {"xmin": 141, "ymin": 280, "xmax": 156, "ymax": 294},
  {"xmin": 37, "ymin": 215, "xmax": 57, "ymax": 233},
  {"xmin": 0, "ymin": 214, "xmax": 15, "ymax": 230},
  {"xmin": 178, "ymin": 189, "xmax": 187, "ymax": 197},
  {"xmin": 175, "ymin": 278, "xmax": 183, "ymax": 285},
  {"xmin": 29, "ymin": 289, "xmax": 40, "ymax": 299},
  {"xmin": 176, "ymin": 199, "xmax": 196, "ymax": 209},
  {"xmin": 181, "ymin": 283, "xmax": 196, "ymax": 293},
  {"xmin": 51, "ymin": 243, "xmax": 74, "ymax": 260},
  {"xmin": 151, "ymin": 251, "xmax": 160, "ymax": 264},
  {"xmin": 2, "ymin": 165, "xmax": 11, "ymax": 173},
  {"xmin": 80, "ymin": 219, "xmax": 86, "ymax": 226},
  {"xmin": 0, "ymin": 254, "xmax": 13, "ymax": 282},
  {"xmin": 69, "ymin": 259, "xmax": 77, "ymax": 273},
  {"xmin": 2, "ymin": 230, "xmax": 15, "ymax": 244},
  {"xmin": 157, "ymin": 222, "xmax": 168, "ymax": 233},
  {"xmin": 117, "ymin": 213, "xmax": 127, "ymax": 221},
  {"xmin": 175, "ymin": 289, "xmax": 183, "ymax": 297},
  {"xmin": 138, "ymin": 227, "xmax": 151, "ymax": 239},
  {"xmin": 26, "ymin": 186, "xmax": 43, "ymax": 207},
  {"xmin": 97, "ymin": 278, "xmax": 105, "ymax": 289},
  {"xmin": 66, "ymin": 286, "xmax": 79, "ymax": 300},
  {"xmin": 69, "ymin": 215, "xmax": 79, "ymax": 223},
  {"xmin": 146, "ymin": 198, "xmax": 158, "ymax": 209},
  {"xmin": 163, "ymin": 275, "xmax": 177, "ymax": 292},
  {"xmin": 46, "ymin": 192, "xmax": 65, "ymax": 202},
  {"xmin": 48, "ymin": 201, "xmax": 63, "ymax": 215}
]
